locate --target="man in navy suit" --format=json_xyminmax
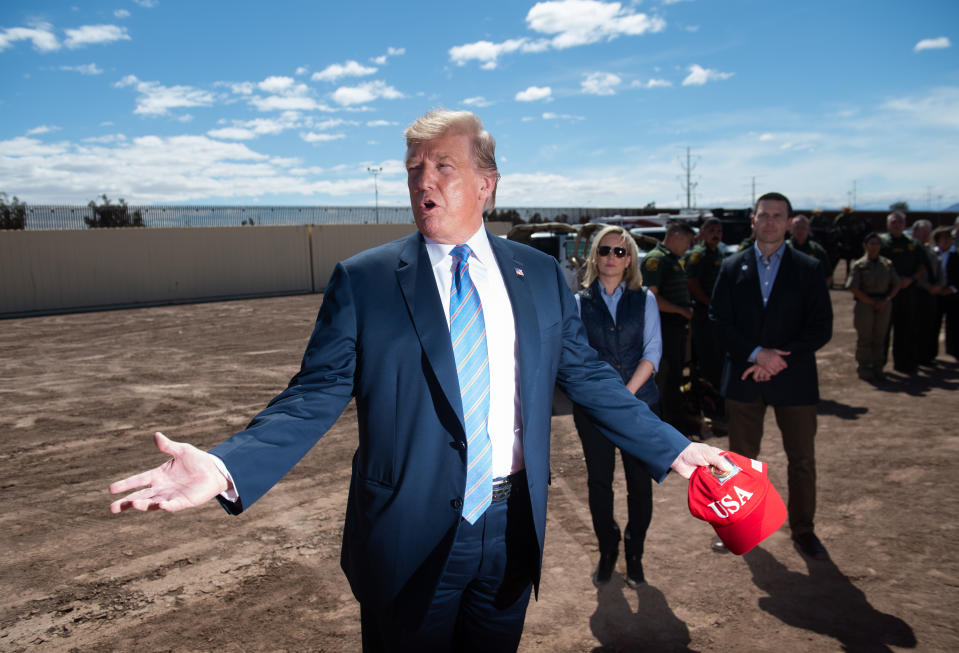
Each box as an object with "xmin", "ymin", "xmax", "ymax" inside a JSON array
[
  {"xmin": 110, "ymin": 109, "xmax": 729, "ymax": 652},
  {"xmin": 709, "ymin": 192, "xmax": 833, "ymax": 561}
]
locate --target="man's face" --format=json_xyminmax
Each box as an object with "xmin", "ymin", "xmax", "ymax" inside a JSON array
[
  {"xmin": 936, "ymin": 234, "xmax": 954, "ymax": 251},
  {"xmin": 406, "ymin": 131, "xmax": 494, "ymax": 244},
  {"xmin": 701, "ymin": 222, "xmax": 722, "ymax": 249},
  {"xmin": 865, "ymin": 237, "xmax": 881, "ymax": 259},
  {"xmin": 790, "ymin": 218, "xmax": 810, "ymax": 244},
  {"xmin": 914, "ymin": 225, "xmax": 931, "ymax": 244},
  {"xmin": 665, "ymin": 231, "xmax": 693, "ymax": 257},
  {"xmin": 752, "ymin": 200, "xmax": 790, "ymax": 247},
  {"xmin": 887, "ymin": 213, "xmax": 905, "ymax": 237}
]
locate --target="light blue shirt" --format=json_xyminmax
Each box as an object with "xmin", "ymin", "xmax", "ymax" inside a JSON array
[
  {"xmin": 575, "ymin": 282, "xmax": 662, "ymax": 372},
  {"xmin": 748, "ymin": 241, "xmax": 787, "ymax": 362}
]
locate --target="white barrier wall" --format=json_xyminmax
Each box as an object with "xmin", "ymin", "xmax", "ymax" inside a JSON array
[
  {"xmin": 0, "ymin": 226, "xmax": 312, "ymax": 316},
  {"xmin": 0, "ymin": 222, "xmax": 514, "ymax": 316}
]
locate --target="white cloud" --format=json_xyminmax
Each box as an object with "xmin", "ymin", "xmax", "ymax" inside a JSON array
[
  {"xmin": 0, "ymin": 23, "xmax": 60, "ymax": 52},
  {"xmin": 371, "ymin": 47, "xmax": 405, "ymax": 65},
  {"xmin": 366, "ymin": 120, "xmax": 396, "ymax": 127},
  {"xmin": 332, "ymin": 80, "xmax": 403, "ymax": 106},
  {"xmin": 644, "ymin": 78, "xmax": 672, "ymax": 88},
  {"xmin": 207, "ymin": 115, "xmax": 302, "ymax": 141},
  {"xmin": 542, "ymin": 112, "xmax": 583, "ymax": 121},
  {"xmin": 526, "ymin": 0, "xmax": 666, "ymax": 49},
  {"xmin": 114, "ymin": 9, "xmax": 131, "ymax": 18},
  {"xmin": 257, "ymin": 76, "xmax": 296, "ymax": 94},
  {"xmin": 301, "ymin": 132, "xmax": 346, "ymax": 143},
  {"xmin": 684, "ymin": 25, "xmax": 700, "ymax": 33},
  {"xmin": 27, "ymin": 125, "xmax": 60, "ymax": 135},
  {"xmin": 463, "ymin": 96, "xmax": 493, "ymax": 107},
  {"xmin": 226, "ymin": 81, "xmax": 254, "ymax": 95},
  {"xmin": 914, "ymin": 37, "xmax": 951, "ymax": 52},
  {"xmin": 682, "ymin": 64, "xmax": 733, "ymax": 86},
  {"xmin": 449, "ymin": 38, "xmax": 535, "ymax": 70},
  {"xmin": 581, "ymin": 71, "xmax": 621, "ymax": 95},
  {"xmin": 313, "ymin": 60, "xmax": 378, "ymax": 82},
  {"xmin": 133, "ymin": 0, "xmax": 157, "ymax": 7},
  {"xmin": 60, "ymin": 63, "xmax": 103, "ymax": 75},
  {"xmin": 250, "ymin": 95, "xmax": 330, "ymax": 112},
  {"xmin": 64, "ymin": 24, "xmax": 130, "ymax": 49},
  {"xmin": 449, "ymin": 1, "xmax": 663, "ymax": 69},
  {"xmin": 880, "ymin": 86, "xmax": 959, "ymax": 130},
  {"xmin": 516, "ymin": 86, "xmax": 553, "ymax": 102},
  {"xmin": 115, "ymin": 75, "xmax": 216, "ymax": 116},
  {"xmin": 295, "ymin": 66, "xmax": 309, "ymax": 76}
]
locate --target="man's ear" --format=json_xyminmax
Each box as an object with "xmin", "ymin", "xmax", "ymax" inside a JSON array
[{"xmin": 479, "ymin": 173, "xmax": 496, "ymax": 200}]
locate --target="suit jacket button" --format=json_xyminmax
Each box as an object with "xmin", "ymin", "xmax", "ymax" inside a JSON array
[
  {"xmin": 450, "ymin": 440, "xmax": 466, "ymax": 451},
  {"xmin": 451, "ymin": 498, "xmax": 463, "ymax": 510}
]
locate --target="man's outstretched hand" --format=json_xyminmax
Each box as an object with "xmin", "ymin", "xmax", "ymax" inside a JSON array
[
  {"xmin": 109, "ymin": 432, "xmax": 228, "ymax": 514},
  {"xmin": 670, "ymin": 442, "xmax": 732, "ymax": 480}
]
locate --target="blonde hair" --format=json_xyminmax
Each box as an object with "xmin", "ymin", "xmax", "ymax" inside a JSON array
[
  {"xmin": 581, "ymin": 226, "xmax": 643, "ymax": 290},
  {"xmin": 404, "ymin": 109, "xmax": 500, "ymax": 212}
]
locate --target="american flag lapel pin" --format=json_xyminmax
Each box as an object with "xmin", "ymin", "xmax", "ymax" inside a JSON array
[{"xmin": 515, "ymin": 267, "xmax": 524, "ymax": 277}]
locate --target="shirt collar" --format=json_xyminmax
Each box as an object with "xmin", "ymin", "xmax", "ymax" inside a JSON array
[
  {"xmin": 424, "ymin": 225, "xmax": 492, "ymax": 269},
  {"xmin": 753, "ymin": 241, "xmax": 786, "ymax": 265}
]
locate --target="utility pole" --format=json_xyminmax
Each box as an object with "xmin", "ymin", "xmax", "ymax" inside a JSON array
[
  {"xmin": 367, "ymin": 166, "xmax": 383, "ymax": 224},
  {"xmin": 679, "ymin": 147, "xmax": 699, "ymax": 210}
]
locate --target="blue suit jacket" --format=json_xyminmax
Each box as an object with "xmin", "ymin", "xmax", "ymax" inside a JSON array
[
  {"xmin": 210, "ymin": 230, "xmax": 689, "ymax": 614},
  {"xmin": 709, "ymin": 245, "xmax": 833, "ymax": 405}
]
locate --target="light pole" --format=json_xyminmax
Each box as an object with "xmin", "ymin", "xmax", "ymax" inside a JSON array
[{"xmin": 367, "ymin": 166, "xmax": 383, "ymax": 224}]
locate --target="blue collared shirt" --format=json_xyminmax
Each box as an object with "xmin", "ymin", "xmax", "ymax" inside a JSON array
[{"xmin": 749, "ymin": 241, "xmax": 786, "ymax": 362}]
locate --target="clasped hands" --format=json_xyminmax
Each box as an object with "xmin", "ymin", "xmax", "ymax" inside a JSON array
[{"xmin": 740, "ymin": 347, "xmax": 790, "ymax": 383}]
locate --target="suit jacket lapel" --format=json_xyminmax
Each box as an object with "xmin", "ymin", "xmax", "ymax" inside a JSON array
[
  {"xmin": 395, "ymin": 232, "xmax": 465, "ymax": 425},
  {"xmin": 739, "ymin": 248, "xmax": 762, "ymax": 306},
  {"xmin": 489, "ymin": 232, "xmax": 541, "ymax": 432}
]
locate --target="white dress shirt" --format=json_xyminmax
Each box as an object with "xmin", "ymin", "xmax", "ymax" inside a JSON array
[
  {"xmin": 213, "ymin": 225, "xmax": 525, "ymax": 500},
  {"xmin": 424, "ymin": 226, "xmax": 525, "ymax": 477}
]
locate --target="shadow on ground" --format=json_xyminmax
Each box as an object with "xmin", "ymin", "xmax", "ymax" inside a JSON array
[
  {"xmin": 744, "ymin": 546, "xmax": 916, "ymax": 652},
  {"xmin": 589, "ymin": 579, "xmax": 695, "ymax": 652}
]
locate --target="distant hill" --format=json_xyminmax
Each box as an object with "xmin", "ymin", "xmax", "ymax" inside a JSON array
[{"xmin": 946, "ymin": 202, "xmax": 959, "ymax": 212}]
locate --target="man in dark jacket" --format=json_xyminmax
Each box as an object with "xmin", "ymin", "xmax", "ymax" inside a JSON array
[{"xmin": 710, "ymin": 192, "xmax": 833, "ymax": 560}]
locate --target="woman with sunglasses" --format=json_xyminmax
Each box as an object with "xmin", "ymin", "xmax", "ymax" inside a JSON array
[{"xmin": 573, "ymin": 225, "xmax": 662, "ymax": 588}]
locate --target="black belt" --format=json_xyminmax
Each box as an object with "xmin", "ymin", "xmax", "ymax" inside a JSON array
[{"xmin": 491, "ymin": 471, "xmax": 525, "ymax": 503}]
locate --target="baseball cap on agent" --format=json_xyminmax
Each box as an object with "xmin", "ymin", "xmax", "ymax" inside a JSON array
[{"xmin": 687, "ymin": 451, "xmax": 787, "ymax": 555}]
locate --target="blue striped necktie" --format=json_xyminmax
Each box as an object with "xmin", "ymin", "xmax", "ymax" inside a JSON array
[{"xmin": 449, "ymin": 244, "xmax": 493, "ymax": 524}]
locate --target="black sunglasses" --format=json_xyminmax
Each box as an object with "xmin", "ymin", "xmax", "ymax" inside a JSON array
[{"xmin": 597, "ymin": 245, "xmax": 628, "ymax": 258}]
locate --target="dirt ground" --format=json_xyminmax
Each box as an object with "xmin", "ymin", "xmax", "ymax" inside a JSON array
[{"xmin": 1, "ymin": 280, "xmax": 957, "ymax": 652}]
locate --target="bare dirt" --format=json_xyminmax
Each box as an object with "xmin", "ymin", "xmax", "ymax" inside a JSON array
[{"xmin": 1, "ymin": 282, "xmax": 956, "ymax": 652}]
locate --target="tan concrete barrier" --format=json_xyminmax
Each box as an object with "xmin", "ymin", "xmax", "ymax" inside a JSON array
[{"xmin": 0, "ymin": 221, "xmax": 516, "ymax": 316}]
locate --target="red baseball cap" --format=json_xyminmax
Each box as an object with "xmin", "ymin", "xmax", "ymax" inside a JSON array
[{"xmin": 687, "ymin": 451, "xmax": 787, "ymax": 555}]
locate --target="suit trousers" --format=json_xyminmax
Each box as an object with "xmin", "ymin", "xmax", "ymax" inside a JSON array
[
  {"xmin": 360, "ymin": 472, "xmax": 535, "ymax": 653},
  {"xmin": 885, "ymin": 286, "xmax": 919, "ymax": 373},
  {"xmin": 725, "ymin": 397, "xmax": 818, "ymax": 536},
  {"xmin": 572, "ymin": 403, "xmax": 654, "ymax": 557}
]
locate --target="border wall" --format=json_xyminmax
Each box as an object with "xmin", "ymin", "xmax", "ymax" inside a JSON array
[{"xmin": 0, "ymin": 223, "xmax": 512, "ymax": 317}]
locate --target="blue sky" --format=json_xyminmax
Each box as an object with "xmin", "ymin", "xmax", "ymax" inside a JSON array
[{"xmin": 1, "ymin": 0, "xmax": 957, "ymax": 210}]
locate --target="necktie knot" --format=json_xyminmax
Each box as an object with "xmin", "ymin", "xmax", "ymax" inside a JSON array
[{"xmin": 451, "ymin": 244, "xmax": 473, "ymax": 263}]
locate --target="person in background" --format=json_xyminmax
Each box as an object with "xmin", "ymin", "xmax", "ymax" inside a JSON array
[
  {"xmin": 684, "ymin": 217, "xmax": 726, "ymax": 434},
  {"xmin": 845, "ymin": 232, "xmax": 901, "ymax": 381},
  {"xmin": 935, "ymin": 226, "xmax": 959, "ymax": 359},
  {"xmin": 788, "ymin": 214, "xmax": 833, "ymax": 288},
  {"xmin": 880, "ymin": 211, "xmax": 924, "ymax": 374},
  {"xmin": 641, "ymin": 221, "xmax": 696, "ymax": 431},
  {"xmin": 572, "ymin": 226, "xmax": 661, "ymax": 588},
  {"xmin": 912, "ymin": 219, "xmax": 948, "ymax": 365}
]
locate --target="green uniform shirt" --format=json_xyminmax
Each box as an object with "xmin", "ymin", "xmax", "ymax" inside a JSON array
[
  {"xmin": 641, "ymin": 243, "xmax": 690, "ymax": 309},
  {"xmin": 879, "ymin": 233, "xmax": 922, "ymax": 278},
  {"xmin": 683, "ymin": 242, "xmax": 723, "ymax": 303},
  {"xmin": 845, "ymin": 255, "xmax": 900, "ymax": 297},
  {"xmin": 788, "ymin": 237, "xmax": 831, "ymax": 278}
]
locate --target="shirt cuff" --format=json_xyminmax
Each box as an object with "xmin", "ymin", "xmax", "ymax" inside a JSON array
[
  {"xmin": 748, "ymin": 346, "xmax": 761, "ymax": 363},
  {"xmin": 207, "ymin": 452, "xmax": 239, "ymax": 503}
]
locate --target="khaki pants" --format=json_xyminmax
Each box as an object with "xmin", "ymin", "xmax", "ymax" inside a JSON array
[
  {"xmin": 726, "ymin": 397, "xmax": 818, "ymax": 536},
  {"xmin": 854, "ymin": 300, "xmax": 892, "ymax": 375}
]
